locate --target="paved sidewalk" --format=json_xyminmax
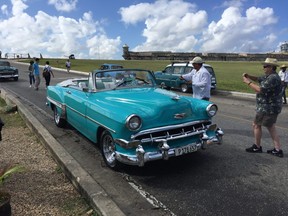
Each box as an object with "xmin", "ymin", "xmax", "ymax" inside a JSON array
[{"xmin": 0, "ymin": 88, "xmax": 126, "ymax": 216}]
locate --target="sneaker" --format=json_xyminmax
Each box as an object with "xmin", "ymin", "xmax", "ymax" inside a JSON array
[
  {"xmin": 29, "ymin": 85, "xmax": 32, "ymax": 88},
  {"xmin": 267, "ymin": 148, "xmax": 283, "ymax": 157},
  {"xmin": 246, "ymin": 144, "xmax": 262, "ymax": 153}
]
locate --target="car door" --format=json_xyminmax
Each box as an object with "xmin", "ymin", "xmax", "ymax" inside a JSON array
[
  {"xmin": 64, "ymin": 87, "xmax": 87, "ymax": 135},
  {"xmin": 170, "ymin": 66, "xmax": 187, "ymax": 88},
  {"xmin": 156, "ymin": 66, "xmax": 173, "ymax": 87}
]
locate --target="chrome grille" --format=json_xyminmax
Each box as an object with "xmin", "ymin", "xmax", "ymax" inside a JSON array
[
  {"xmin": 131, "ymin": 120, "xmax": 211, "ymax": 143},
  {"xmin": 0, "ymin": 70, "xmax": 15, "ymax": 75}
]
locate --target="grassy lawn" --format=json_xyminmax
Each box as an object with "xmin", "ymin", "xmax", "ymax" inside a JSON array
[
  {"xmin": 0, "ymin": 97, "xmax": 25, "ymax": 127},
  {"xmin": 19, "ymin": 58, "xmax": 288, "ymax": 94}
]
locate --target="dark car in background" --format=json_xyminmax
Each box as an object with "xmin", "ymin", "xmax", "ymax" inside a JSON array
[
  {"xmin": 0, "ymin": 61, "xmax": 19, "ymax": 81},
  {"xmin": 69, "ymin": 54, "xmax": 75, "ymax": 59},
  {"xmin": 98, "ymin": 63, "xmax": 123, "ymax": 70},
  {"xmin": 154, "ymin": 62, "xmax": 217, "ymax": 93}
]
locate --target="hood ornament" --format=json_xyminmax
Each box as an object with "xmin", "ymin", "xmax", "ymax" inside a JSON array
[
  {"xmin": 174, "ymin": 113, "xmax": 186, "ymax": 119},
  {"xmin": 172, "ymin": 95, "xmax": 180, "ymax": 100}
]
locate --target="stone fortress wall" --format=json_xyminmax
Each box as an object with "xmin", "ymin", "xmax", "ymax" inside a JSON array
[{"xmin": 122, "ymin": 43, "xmax": 288, "ymax": 62}]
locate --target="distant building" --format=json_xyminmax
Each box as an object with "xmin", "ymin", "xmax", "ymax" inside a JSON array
[{"xmin": 280, "ymin": 42, "xmax": 288, "ymax": 53}]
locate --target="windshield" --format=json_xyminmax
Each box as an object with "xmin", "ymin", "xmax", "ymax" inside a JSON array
[
  {"xmin": 95, "ymin": 69, "xmax": 156, "ymax": 90},
  {"xmin": 111, "ymin": 65, "xmax": 123, "ymax": 69}
]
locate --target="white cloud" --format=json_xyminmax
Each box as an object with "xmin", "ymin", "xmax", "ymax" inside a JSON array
[
  {"xmin": 48, "ymin": 0, "xmax": 78, "ymax": 12},
  {"xmin": 0, "ymin": 0, "xmax": 281, "ymax": 59},
  {"xmin": 120, "ymin": 0, "xmax": 278, "ymax": 53},
  {"xmin": 87, "ymin": 35, "xmax": 121, "ymax": 59},
  {"xmin": 11, "ymin": 0, "xmax": 27, "ymax": 16},
  {"xmin": 119, "ymin": 0, "xmax": 206, "ymax": 52},
  {"xmin": 1, "ymin": 4, "xmax": 8, "ymax": 16},
  {"xmin": 221, "ymin": 0, "xmax": 245, "ymax": 8},
  {"xmin": 0, "ymin": 0, "xmax": 121, "ymax": 59},
  {"xmin": 201, "ymin": 6, "xmax": 278, "ymax": 52}
]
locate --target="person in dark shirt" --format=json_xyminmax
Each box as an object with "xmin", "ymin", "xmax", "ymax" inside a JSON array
[
  {"xmin": 28, "ymin": 60, "xmax": 35, "ymax": 88},
  {"xmin": 33, "ymin": 58, "xmax": 40, "ymax": 91},
  {"xmin": 242, "ymin": 58, "xmax": 283, "ymax": 157},
  {"xmin": 65, "ymin": 59, "xmax": 71, "ymax": 73},
  {"xmin": 43, "ymin": 61, "xmax": 54, "ymax": 88}
]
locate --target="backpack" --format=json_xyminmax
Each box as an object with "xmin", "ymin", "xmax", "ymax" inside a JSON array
[{"xmin": 43, "ymin": 67, "xmax": 50, "ymax": 77}]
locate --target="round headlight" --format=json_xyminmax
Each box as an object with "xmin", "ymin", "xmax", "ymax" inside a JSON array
[
  {"xmin": 206, "ymin": 104, "xmax": 218, "ymax": 117},
  {"xmin": 126, "ymin": 114, "xmax": 142, "ymax": 131}
]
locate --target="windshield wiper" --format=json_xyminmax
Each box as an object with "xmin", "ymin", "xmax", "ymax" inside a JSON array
[{"xmin": 113, "ymin": 79, "xmax": 133, "ymax": 90}]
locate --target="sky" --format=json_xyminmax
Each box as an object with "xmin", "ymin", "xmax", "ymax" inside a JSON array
[{"xmin": 0, "ymin": 0, "xmax": 287, "ymax": 60}]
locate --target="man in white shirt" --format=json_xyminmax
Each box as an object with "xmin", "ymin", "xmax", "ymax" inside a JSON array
[
  {"xmin": 180, "ymin": 56, "xmax": 211, "ymax": 100},
  {"xmin": 278, "ymin": 64, "xmax": 288, "ymax": 104}
]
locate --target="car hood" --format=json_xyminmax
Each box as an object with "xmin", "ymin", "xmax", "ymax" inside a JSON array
[{"xmin": 94, "ymin": 88, "xmax": 210, "ymax": 128}]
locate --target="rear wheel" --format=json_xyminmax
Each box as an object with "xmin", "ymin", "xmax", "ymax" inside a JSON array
[
  {"xmin": 53, "ymin": 106, "xmax": 66, "ymax": 127},
  {"xmin": 180, "ymin": 83, "xmax": 189, "ymax": 93},
  {"xmin": 100, "ymin": 130, "xmax": 120, "ymax": 169}
]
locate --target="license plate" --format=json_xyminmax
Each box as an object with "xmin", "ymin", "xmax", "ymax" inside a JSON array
[{"xmin": 175, "ymin": 144, "xmax": 197, "ymax": 156}]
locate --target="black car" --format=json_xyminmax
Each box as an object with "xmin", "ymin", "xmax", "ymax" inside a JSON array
[
  {"xmin": 69, "ymin": 54, "xmax": 75, "ymax": 59},
  {"xmin": 0, "ymin": 61, "xmax": 19, "ymax": 81}
]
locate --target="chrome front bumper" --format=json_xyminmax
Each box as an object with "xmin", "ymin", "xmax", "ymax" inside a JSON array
[
  {"xmin": 0, "ymin": 74, "xmax": 18, "ymax": 78},
  {"xmin": 115, "ymin": 128, "xmax": 224, "ymax": 167}
]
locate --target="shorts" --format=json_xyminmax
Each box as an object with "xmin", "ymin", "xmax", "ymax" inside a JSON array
[{"xmin": 254, "ymin": 112, "xmax": 278, "ymax": 127}]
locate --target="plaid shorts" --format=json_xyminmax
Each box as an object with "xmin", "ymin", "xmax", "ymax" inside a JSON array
[{"xmin": 254, "ymin": 112, "xmax": 278, "ymax": 127}]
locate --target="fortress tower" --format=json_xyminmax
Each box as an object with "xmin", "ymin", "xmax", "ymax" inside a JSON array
[
  {"xmin": 122, "ymin": 44, "xmax": 131, "ymax": 60},
  {"xmin": 280, "ymin": 42, "xmax": 288, "ymax": 53}
]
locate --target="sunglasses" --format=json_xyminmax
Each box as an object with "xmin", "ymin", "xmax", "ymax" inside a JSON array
[{"xmin": 263, "ymin": 65, "xmax": 271, "ymax": 69}]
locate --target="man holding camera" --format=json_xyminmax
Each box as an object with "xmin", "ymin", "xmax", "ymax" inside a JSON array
[{"xmin": 242, "ymin": 58, "xmax": 283, "ymax": 157}]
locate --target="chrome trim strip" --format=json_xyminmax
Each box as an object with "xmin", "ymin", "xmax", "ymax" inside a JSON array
[
  {"xmin": 47, "ymin": 96, "xmax": 63, "ymax": 109},
  {"xmin": 86, "ymin": 115, "xmax": 116, "ymax": 133},
  {"xmin": 47, "ymin": 96, "xmax": 116, "ymax": 133},
  {"xmin": 67, "ymin": 105, "xmax": 85, "ymax": 118}
]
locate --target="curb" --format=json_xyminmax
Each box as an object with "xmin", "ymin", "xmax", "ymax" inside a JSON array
[
  {"xmin": 0, "ymin": 88, "xmax": 125, "ymax": 216},
  {"xmin": 13, "ymin": 60, "xmax": 88, "ymax": 75},
  {"xmin": 215, "ymin": 90, "xmax": 256, "ymax": 99}
]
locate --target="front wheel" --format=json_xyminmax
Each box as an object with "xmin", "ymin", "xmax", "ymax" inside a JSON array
[
  {"xmin": 180, "ymin": 83, "xmax": 189, "ymax": 93},
  {"xmin": 53, "ymin": 106, "xmax": 66, "ymax": 128},
  {"xmin": 100, "ymin": 130, "xmax": 120, "ymax": 170}
]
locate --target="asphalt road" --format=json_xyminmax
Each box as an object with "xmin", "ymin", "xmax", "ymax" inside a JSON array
[{"xmin": 1, "ymin": 61, "xmax": 288, "ymax": 216}]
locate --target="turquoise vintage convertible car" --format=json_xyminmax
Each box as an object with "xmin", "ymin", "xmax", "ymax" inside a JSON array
[{"xmin": 46, "ymin": 69, "xmax": 223, "ymax": 169}]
